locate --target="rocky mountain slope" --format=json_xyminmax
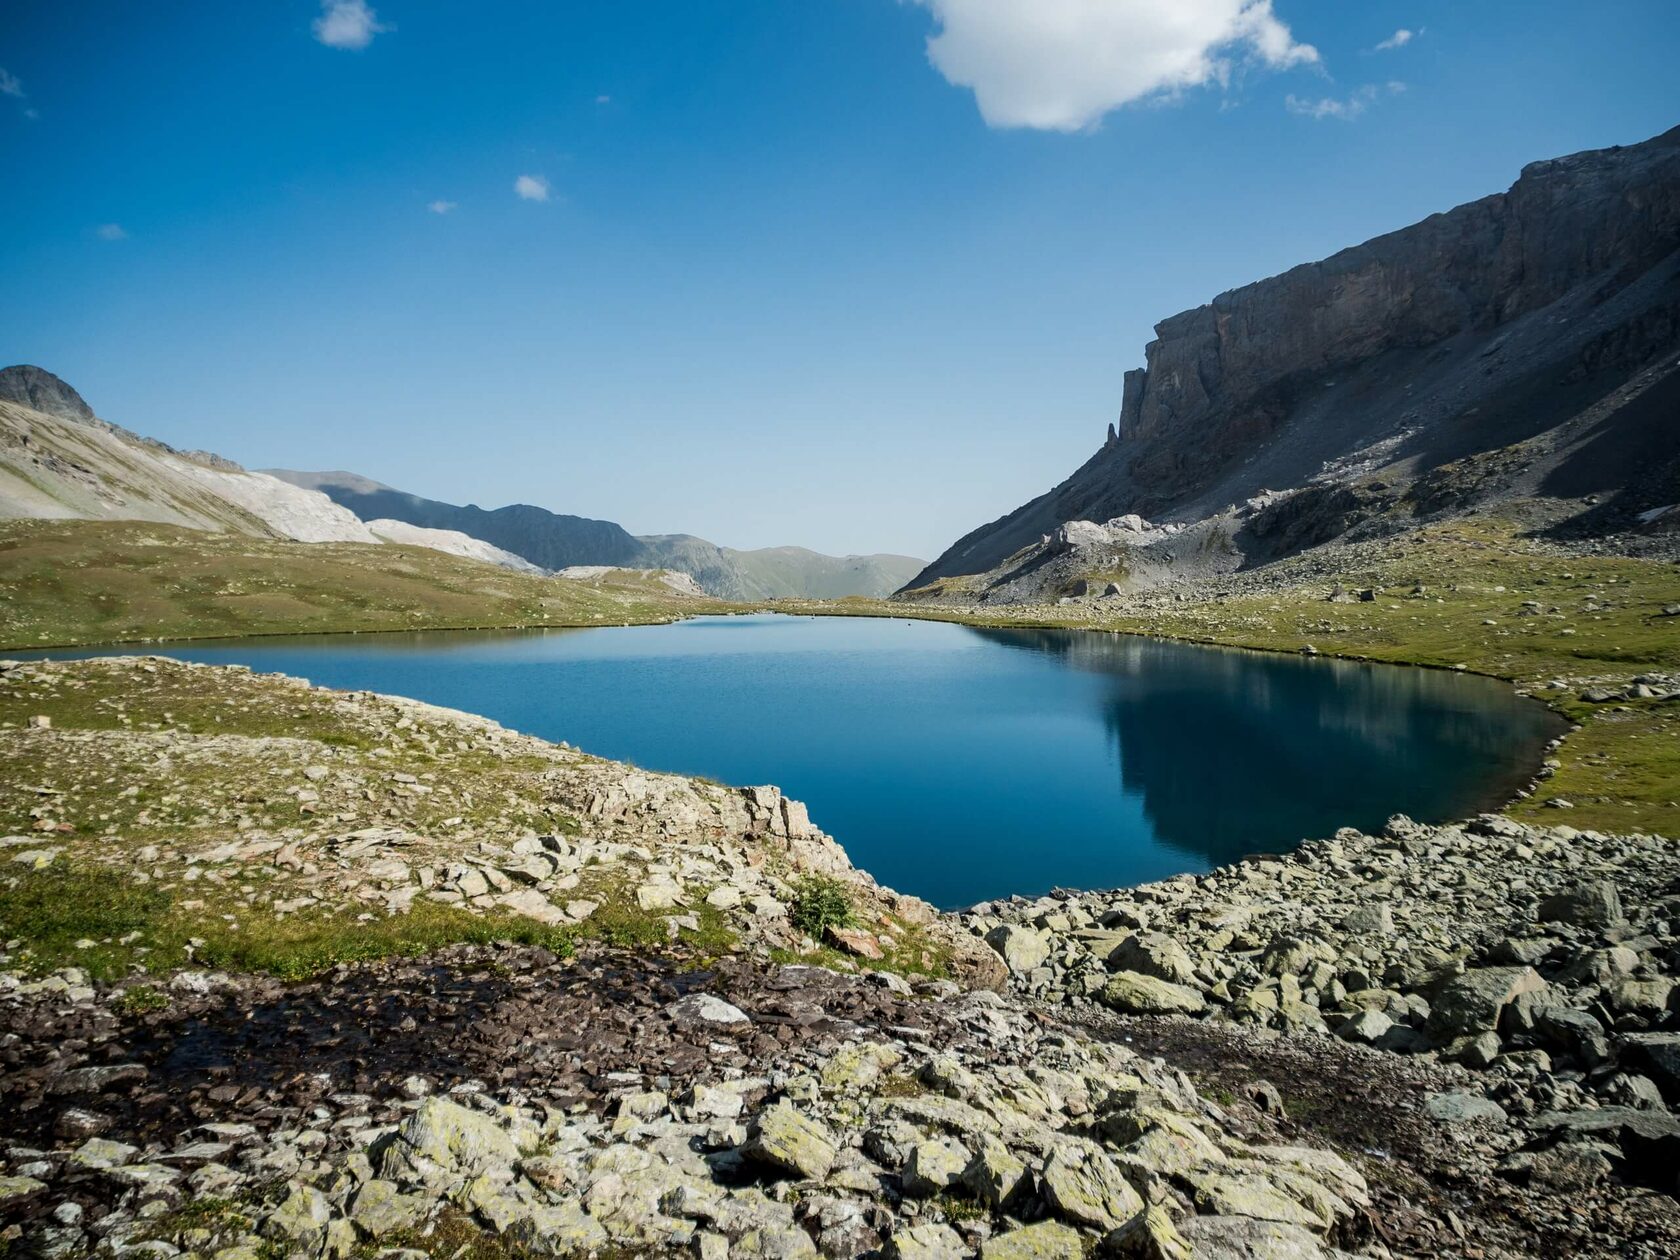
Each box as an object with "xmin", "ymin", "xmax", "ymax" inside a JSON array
[
  {"xmin": 910, "ymin": 125, "xmax": 1680, "ymax": 599},
  {"xmin": 273, "ymin": 470, "xmax": 924, "ymax": 600},
  {"xmin": 0, "ymin": 368, "xmax": 545, "ymax": 573},
  {"xmin": 267, "ymin": 469, "xmax": 647, "ymax": 571}
]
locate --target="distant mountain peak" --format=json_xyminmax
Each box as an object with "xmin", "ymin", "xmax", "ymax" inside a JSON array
[{"xmin": 0, "ymin": 365, "xmax": 97, "ymax": 424}]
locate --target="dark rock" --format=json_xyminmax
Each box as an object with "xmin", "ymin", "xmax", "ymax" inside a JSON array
[
  {"xmin": 0, "ymin": 365, "xmax": 97, "ymax": 422},
  {"xmin": 1537, "ymin": 882, "xmax": 1625, "ymax": 928},
  {"xmin": 1619, "ymin": 1032, "xmax": 1680, "ymax": 1104},
  {"xmin": 1534, "ymin": 1008, "xmax": 1612, "ymax": 1068}
]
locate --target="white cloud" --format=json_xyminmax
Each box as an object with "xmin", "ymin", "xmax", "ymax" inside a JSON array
[
  {"xmin": 595, "ymin": 94, "xmax": 612, "ymax": 105},
  {"xmin": 912, "ymin": 0, "xmax": 1318, "ymax": 132},
  {"xmin": 427, "ymin": 199, "xmax": 458, "ymax": 214},
  {"xmin": 1375, "ymin": 28, "xmax": 1415, "ymax": 52},
  {"xmin": 0, "ymin": 68, "xmax": 23, "ymax": 98},
  {"xmin": 1285, "ymin": 80, "xmax": 1403, "ymax": 121},
  {"xmin": 96, "ymin": 224, "xmax": 128, "ymax": 241},
  {"xmin": 24, "ymin": 108, "xmax": 39, "ymax": 120},
  {"xmin": 313, "ymin": 0, "xmax": 388, "ymax": 51},
  {"xmin": 513, "ymin": 174, "xmax": 550, "ymax": 202}
]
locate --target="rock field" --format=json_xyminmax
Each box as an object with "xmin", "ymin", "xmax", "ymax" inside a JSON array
[{"xmin": 2, "ymin": 656, "xmax": 1678, "ymax": 1259}]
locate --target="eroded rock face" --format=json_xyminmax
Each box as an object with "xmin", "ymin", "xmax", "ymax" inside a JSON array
[{"xmin": 910, "ymin": 124, "xmax": 1680, "ymax": 587}]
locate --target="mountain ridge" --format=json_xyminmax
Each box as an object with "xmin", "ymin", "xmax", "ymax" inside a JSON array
[
  {"xmin": 908, "ymin": 124, "xmax": 1680, "ymax": 596},
  {"xmin": 269, "ymin": 468, "xmax": 925, "ymax": 599}
]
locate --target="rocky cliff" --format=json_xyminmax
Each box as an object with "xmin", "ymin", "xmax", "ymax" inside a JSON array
[{"xmin": 911, "ymin": 125, "xmax": 1680, "ymax": 590}]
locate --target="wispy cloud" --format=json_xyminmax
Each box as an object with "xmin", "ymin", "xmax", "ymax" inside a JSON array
[
  {"xmin": 1286, "ymin": 80, "xmax": 1404, "ymax": 121},
  {"xmin": 313, "ymin": 0, "xmax": 388, "ymax": 51},
  {"xmin": 427, "ymin": 199, "xmax": 458, "ymax": 215},
  {"xmin": 95, "ymin": 224, "xmax": 128, "ymax": 242},
  {"xmin": 910, "ymin": 0, "xmax": 1319, "ymax": 132},
  {"xmin": 513, "ymin": 174, "xmax": 550, "ymax": 202},
  {"xmin": 1375, "ymin": 28, "xmax": 1416, "ymax": 52},
  {"xmin": 0, "ymin": 68, "xmax": 22, "ymax": 98},
  {"xmin": 595, "ymin": 94, "xmax": 612, "ymax": 106}
]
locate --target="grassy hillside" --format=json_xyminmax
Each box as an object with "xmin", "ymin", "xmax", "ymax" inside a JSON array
[
  {"xmin": 789, "ymin": 519, "xmax": 1680, "ymax": 840},
  {"xmin": 0, "ymin": 519, "xmax": 732, "ymax": 649},
  {"xmin": 729, "ymin": 545, "xmax": 925, "ymax": 600}
]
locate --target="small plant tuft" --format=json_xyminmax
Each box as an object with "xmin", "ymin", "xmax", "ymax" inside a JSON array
[
  {"xmin": 113, "ymin": 985, "xmax": 170, "ymax": 1016},
  {"xmin": 788, "ymin": 875, "xmax": 856, "ymax": 939}
]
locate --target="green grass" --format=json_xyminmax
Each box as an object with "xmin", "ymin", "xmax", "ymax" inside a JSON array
[
  {"xmin": 0, "ymin": 518, "xmax": 736, "ymax": 649},
  {"xmin": 0, "ymin": 864, "xmax": 580, "ymax": 982}
]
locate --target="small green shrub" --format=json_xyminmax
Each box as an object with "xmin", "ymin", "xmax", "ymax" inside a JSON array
[
  {"xmin": 789, "ymin": 875, "xmax": 855, "ymax": 938},
  {"xmin": 113, "ymin": 984, "xmax": 170, "ymax": 1016}
]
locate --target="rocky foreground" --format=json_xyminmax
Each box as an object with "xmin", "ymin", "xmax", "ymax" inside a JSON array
[
  {"xmin": 2, "ymin": 658, "xmax": 1679, "ymax": 1259},
  {"xmin": 966, "ymin": 814, "xmax": 1680, "ymax": 1213}
]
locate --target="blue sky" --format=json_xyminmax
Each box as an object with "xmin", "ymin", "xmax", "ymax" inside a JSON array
[{"xmin": 2, "ymin": 2, "xmax": 1676, "ymax": 558}]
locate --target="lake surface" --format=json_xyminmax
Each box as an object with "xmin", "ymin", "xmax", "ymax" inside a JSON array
[{"xmin": 29, "ymin": 615, "xmax": 1566, "ymax": 908}]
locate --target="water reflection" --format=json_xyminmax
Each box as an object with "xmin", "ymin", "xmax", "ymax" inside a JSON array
[
  {"xmin": 971, "ymin": 627, "xmax": 1566, "ymax": 870},
  {"xmin": 26, "ymin": 616, "xmax": 1564, "ymax": 907}
]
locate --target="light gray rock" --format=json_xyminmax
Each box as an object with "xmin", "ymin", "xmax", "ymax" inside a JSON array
[
  {"xmin": 1107, "ymin": 933, "xmax": 1197, "ymax": 985},
  {"xmin": 889, "ymin": 1221, "xmax": 968, "ymax": 1260},
  {"xmin": 1099, "ymin": 972, "xmax": 1206, "ymax": 1016},
  {"xmin": 381, "ymin": 1097, "xmax": 519, "ymax": 1184},
  {"xmin": 743, "ymin": 1103, "xmax": 837, "ymax": 1181},
  {"xmin": 985, "ymin": 925, "xmax": 1051, "ymax": 975},
  {"xmin": 980, "ymin": 1221, "xmax": 1085, "ymax": 1260},
  {"xmin": 901, "ymin": 1138, "xmax": 971, "ymax": 1197},
  {"xmin": 1423, "ymin": 1092, "xmax": 1508, "ymax": 1125},
  {"xmin": 1039, "ymin": 1147, "xmax": 1144, "ymax": 1232},
  {"xmin": 668, "ymin": 993, "xmax": 752, "ymax": 1026}
]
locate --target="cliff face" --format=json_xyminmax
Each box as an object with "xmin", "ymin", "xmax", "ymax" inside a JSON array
[{"xmin": 911, "ymin": 125, "xmax": 1680, "ymax": 588}]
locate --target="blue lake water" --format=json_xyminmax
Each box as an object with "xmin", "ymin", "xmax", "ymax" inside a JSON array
[{"xmin": 29, "ymin": 614, "xmax": 1567, "ymax": 908}]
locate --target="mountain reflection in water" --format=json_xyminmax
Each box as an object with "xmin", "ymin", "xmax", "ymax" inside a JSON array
[{"xmin": 28, "ymin": 615, "xmax": 1566, "ymax": 907}]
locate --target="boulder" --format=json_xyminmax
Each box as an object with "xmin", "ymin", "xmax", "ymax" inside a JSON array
[
  {"xmin": 1335, "ymin": 1009, "xmax": 1392, "ymax": 1044},
  {"xmin": 1039, "ymin": 1147, "xmax": 1144, "ymax": 1232},
  {"xmin": 1104, "ymin": 1204, "xmax": 1192, "ymax": 1260},
  {"xmin": 1107, "ymin": 933, "xmax": 1197, "ymax": 986},
  {"xmin": 985, "ymin": 925, "xmax": 1051, "ymax": 974},
  {"xmin": 1537, "ymin": 881, "xmax": 1624, "ymax": 928},
  {"xmin": 743, "ymin": 1103, "xmax": 837, "ymax": 1180},
  {"xmin": 1620, "ymin": 1032, "xmax": 1680, "ymax": 1103},
  {"xmin": 1533, "ymin": 1007, "xmax": 1611, "ymax": 1068},
  {"xmin": 981, "ymin": 1221, "xmax": 1085, "ymax": 1260},
  {"xmin": 1426, "ymin": 967, "xmax": 1545, "ymax": 1041},
  {"xmin": 889, "ymin": 1222, "xmax": 969, "ymax": 1260},
  {"xmin": 1177, "ymin": 1215, "xmax": 1340, "ymax": 1260},
  {"xmin": 349, "ymin": 1180, "xmax": 425, "ymax": 1238},
  {"xmin": 381, "ymin": 1097, "xmax": 519, "ymax": 1184},
  {"xmin": 901, "ymin": 1138, "xmax": 971, "ymax": 1197},
  {"xmin": 1100, "ymin": 973, "xmax": 1206, "ymax": 1016},
  {"xmin": 666, "ymin": 993, "xmax": 751, "ymax": 1026},
  {"xmin": 963, "ymin": 1138, "xmax": 1027, "ymax": 1209},
  {"xmin": 1424, "ymin": 1092, "xmax": 1508, "ymax": 1125}
]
